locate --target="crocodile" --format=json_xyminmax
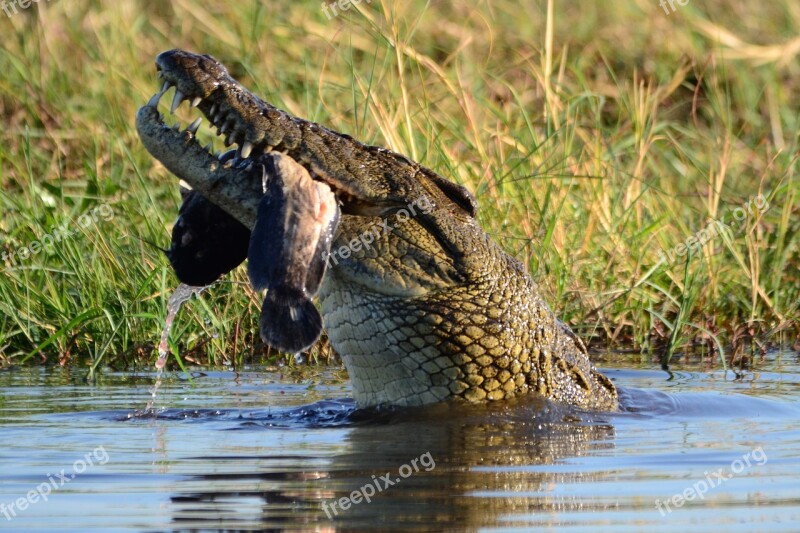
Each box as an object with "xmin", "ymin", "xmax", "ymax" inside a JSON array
[{"xmin": 136, "ymin": 49, "xmax": 618, "ymax": 411}]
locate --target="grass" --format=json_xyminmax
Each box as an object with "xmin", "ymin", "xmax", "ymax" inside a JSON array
[{"xmin": 0, "ymin": 0, "xmax": 797, "ymax": 371}]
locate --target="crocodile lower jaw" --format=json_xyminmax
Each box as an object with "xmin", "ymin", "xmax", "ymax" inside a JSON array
[{"xmin": 135, "ymin": 103, "xmax": 262, "ymax": 228}]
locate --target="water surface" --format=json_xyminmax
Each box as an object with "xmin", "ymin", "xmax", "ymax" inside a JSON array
[{"xmin": 1, "ymin": 352, "xmax": 799, "ymax": 531}]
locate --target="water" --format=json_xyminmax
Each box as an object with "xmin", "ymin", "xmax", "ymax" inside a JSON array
[{"xmin": 1, "ymin": 351, "xmax": 799, "ymax": 531}]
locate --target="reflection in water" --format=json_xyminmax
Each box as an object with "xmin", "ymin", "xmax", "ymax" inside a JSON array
[
  {"xmin": 1, "ymin": 356, "xmax": 799, "ymax": 531},
  {"xmin": 166, "ymin": 398, "xmax": 616, "ymax": 530}
]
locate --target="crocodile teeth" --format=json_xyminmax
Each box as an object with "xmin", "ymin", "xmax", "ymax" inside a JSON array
[
  {"xmin": 147, "ymin": 81, "xmax": 171, "ymax": 107},
  {"xmin": 203, "ymin": 142, "xmax": 213, "ymax": 152},
  {"xmin": 170, "ymin": 90, "xmax": 184, "ymax": 114},
  {"xmin": 147, "ymin": 91, "xmax": 163, "ymax": 107},
  {"xmin": 240, "ymin": 141, "xmax": 253, "ymax": 159},
  {"xmin": 209, "ymin": 103, "xmax": 217, "ymax": 117},
  {"xmin": 219, "ymin": 122, "xmax": 230, "ymax": 135},
  {"xmin": 190, "ymin": 96, "xmax": 202, "ymax": 108},
  {"xmin": 187, "ymin": 117, "xmax": 202, "ymax": 134},
  {"xmin": 171, "ymin": 123, "xmax": 180, "ymax": 132}
]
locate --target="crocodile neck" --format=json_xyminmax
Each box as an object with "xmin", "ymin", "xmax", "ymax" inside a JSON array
[{"xmin": 319, "ymin": 213, "xmax": 617, "ymax": 410}]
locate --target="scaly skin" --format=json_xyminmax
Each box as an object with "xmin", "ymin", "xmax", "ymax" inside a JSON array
[{"xmin": 136, "ymin": 49, "xmax": 618, "ymax": 411}]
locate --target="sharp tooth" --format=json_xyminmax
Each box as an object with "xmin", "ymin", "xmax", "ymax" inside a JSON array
[
  {"xmin": 203, "ymin": 143, "xmax": 213, "ymax": 152},
  {"xmin": 171, "ymin": 123, "xmax": 180, "ymax": 132},
  {"xmin": 190, "ymin": 96, "xmax": 202, "ymax": 108},
  {"xmin": 240, "ymin": 141, "xmax": 253, "ymax": 159},
  {"xmin": 209, "ymin": 103, "xmax": 217, "ymax": 117},
  {"xmin": 220, "ymin": 122, "xmax": 230, "ymax": 135},
  {"xmin": 187, "ymin": 117, "xmax": 202, "ymax": 134},
  {"xmin": 170, "ymin": 90, "xmax": 184, "ymax": 114},
  {"xmin": 223, "ymin": 135, "xmax": 233, "ymax": 147},
  {"xmin": 147, "ymin": 91, "xmax": 163, "ymax": 107},
  {"xmin": 147, "ymin": 80, "xmax": 171, "ymax": 107}
]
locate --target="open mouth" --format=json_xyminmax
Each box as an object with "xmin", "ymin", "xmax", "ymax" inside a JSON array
[
  {"xmin": 134, "ymin": 50, "xmax": 314, "ymax": 228},
  {"xmin": 139, "ymin": 72, "xmax": 261, "ymax": 174},
  {"xmin": 136, "ymin": 49, "xmax": 369, "ymax": 216},
  {"xmin": 136, "ymin": 49, "xmax": 477, "ymax": 259},
  {"xmin": 145, "ymin": 88, "xmax": 255, "ymax": 166},
  {"xmin": 136, "ymin": 48, "xmax": 314, "ymax": 191}
]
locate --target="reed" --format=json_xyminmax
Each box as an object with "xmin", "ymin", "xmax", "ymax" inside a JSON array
[{"xmin": 0, "ymin": 0, "xmax": 797, "ymax": 369}]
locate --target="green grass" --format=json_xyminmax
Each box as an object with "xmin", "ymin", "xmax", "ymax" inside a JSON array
[{"xmin": 0, "ymin": 0, "xmax": 797, "ymax": 370}]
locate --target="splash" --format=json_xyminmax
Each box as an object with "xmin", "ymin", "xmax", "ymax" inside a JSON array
[{"xmin": 145, "ymin": 283, "xmax": 207, "ymax": 413}]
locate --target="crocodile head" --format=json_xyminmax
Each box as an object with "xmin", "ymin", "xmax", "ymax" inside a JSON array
[{"xmin": 136, "ymin": 49, "xmax": 618, "ymax": 411}]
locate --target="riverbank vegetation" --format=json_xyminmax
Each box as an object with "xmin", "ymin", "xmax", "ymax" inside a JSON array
[{"xmin": 1, "ymin": 1, "xmax": 797, "ymax": 370}]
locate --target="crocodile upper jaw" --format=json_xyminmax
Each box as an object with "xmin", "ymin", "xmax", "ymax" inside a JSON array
[{"xmin": 141, "ymin": 49, "xmax": 470, "ymax": 218}]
